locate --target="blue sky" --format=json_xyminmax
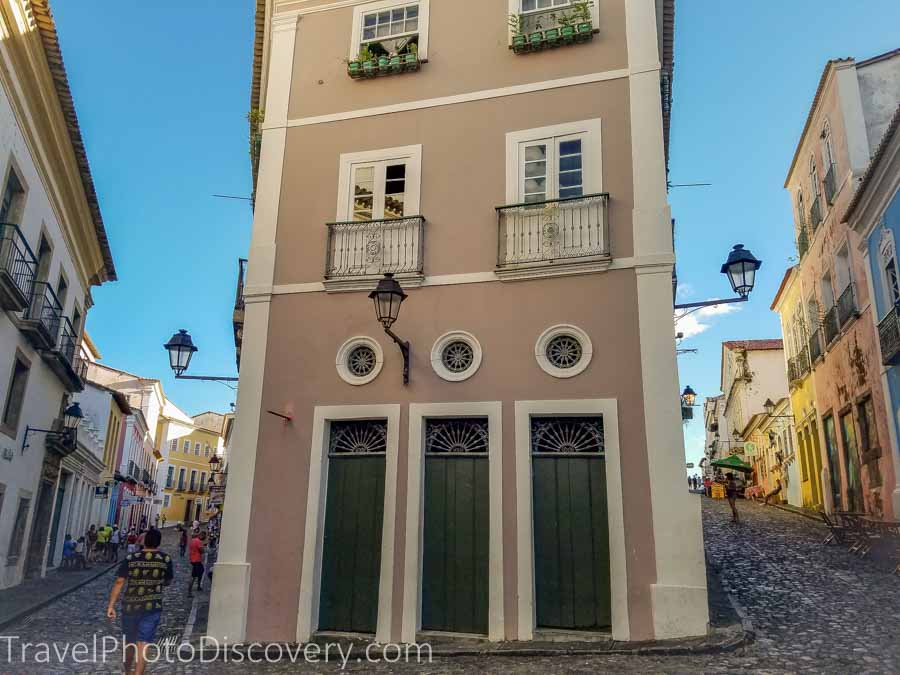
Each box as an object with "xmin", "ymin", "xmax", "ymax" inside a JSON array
[
  {"xmin": 52, "ymin": 2, "xmax": 900, "ymax": 430},
  {"xmin": 54, "ymin": 1, "xmax": 254, "ymax": 416},
  {"xmin": 671, "ymin": 0, "xmax": 900, "ymax": 474}
]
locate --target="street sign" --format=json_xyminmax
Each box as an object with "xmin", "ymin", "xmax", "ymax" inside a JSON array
[
  {"xmin": 685, "ymin": 463, "xmax": 695, "ymax": 468},
  {"xmin": 94, "ymin": 486, "xmax": 109, "ymax": 498}
]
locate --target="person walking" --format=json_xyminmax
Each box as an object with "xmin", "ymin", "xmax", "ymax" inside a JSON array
[
  {"xmin": 178, "ymin": 526, "xmax": 188, "ymax": 558},
  {"xmin": 161, "ymin": 515, "xmax": 167, "ymax": 530},
  {"xmin": 106, "ymin": 528, "xmax": 173, "ymax": 675},
  {"xmin": 109, "ymin": 526, "xmax": 120, "ymax": 562},
  {"xmin": 187, "ymin": 531, "xmax": 207, "ymax": 596},
  {"xmin": 725, "ymin": 472, "xmax": 740, "ymax": 523},
  {"xmin": 86, "ymin": 525, "xmax": 98, "ymax": 562}
]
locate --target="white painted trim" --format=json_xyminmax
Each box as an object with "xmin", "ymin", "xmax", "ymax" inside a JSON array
[
  {"xmin": 429, "ymin": 331, "xmax": 483, "ymax": 382},
  {"xmin": 505, "ymin": 118, "xmax": 602, "ymax": 204},
  {"xmin": 335, "ymin": 144, "xmax": 422, "ymax": 221},
  {"xmin": 534, "ymin": 324, "xmax": 593, "ymax": 378},
  {"xmin": 514, "ymin": 399, "xmax": 628, "ymax": 641},
  {"xmin": 402, "ymin": 402, "xmax": 504, "ymax": 642},
  {"xmin": 263, "ymin": 255, "xmax": 677, "ymax": 298},
  {"xmin": 335, "ymin": 335, "xmax": 385, "ymax": 385},
  {"xmin": 296, "ymin": 404, "xmax": 401, "ymax": 643},
  {"xmin": 349, "ymin": 0, "xmax": 430, "ymax": 61},
  {"xmin": 260, "ymin": 69, "xmax": 630, "ymax": 130}
]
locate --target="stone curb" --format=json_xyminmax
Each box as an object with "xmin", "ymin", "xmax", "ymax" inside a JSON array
[
  {"xmin": 0, "ymin": 561, "xmax": 118, "ymax": 633},
  {"xmin": 183, "ymin": 624, "xmax": 752, "ymax": 661}
]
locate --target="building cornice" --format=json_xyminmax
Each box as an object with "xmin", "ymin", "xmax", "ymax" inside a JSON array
[{"xmin": 844, "ymin": 103, "xmax": 900, "ymax": 229}]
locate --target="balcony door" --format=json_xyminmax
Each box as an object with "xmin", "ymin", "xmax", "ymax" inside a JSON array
[
  {"xmin": 348, "ymin": 160, "xmax": 408, "ymax": 221},
  {"xmin": 517, "ymin": 134, "xmax": 585, "ymax": 204}
]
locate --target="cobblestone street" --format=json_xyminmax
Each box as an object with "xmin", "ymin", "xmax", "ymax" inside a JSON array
[{"xmin": 2, "ymin": 499, "xmax": 899, "ymax": 673}]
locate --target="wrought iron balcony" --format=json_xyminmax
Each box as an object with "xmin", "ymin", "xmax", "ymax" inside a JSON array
[
  {"xmin": 823, "ymin": 165, "xmax": 836, "ymax": 205},
  {"xmin": 324, "ymin": 216, "xmax": 425, "ymax": 290},
  {"xmin": 496, "ymin": 193, "xmax": 609, "ymax": 278},
  {"xmin": 233, "ymin": 257, "xmax": 247, "ymax": 370},
  {"xmin": 809, "ymin": 197, "xmax": 822, "ymax": 231},
  {"xmin": 20, "ymin": 281, "xmax": 62, "ymax": 350},
  {"xmin": 878, "ymin": 306, "xmax": 900, "ymax": 365},
  {"xmin": 823, "ymin": 305, "xmax": 840, "ymax": 346},
  {"xmin": 837, "ymin": 283, "xmax": 857, "ymax": 328},
  {"xmin": 808, "ymin": 328, "xmax": 823, "ymax": 364},
  {"xmin": 41, "ymin": 316, "xmax": 86, "ymax": 392},
  {"xmin": 788, "ymin": 348, "xmax": 810, "ymax": 384},
  {"xmin": 0, "ymin": 223, "xmax": 37, "ymax": 311},
  {"xmin": 797, "ymin": 227, "xmax": 809, "ymax": 259}
]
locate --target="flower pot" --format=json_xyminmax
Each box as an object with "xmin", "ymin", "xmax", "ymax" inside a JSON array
[
  {"xmin": 529, "ymin": 30, "xmax": 544, "ymax": 49},
  {"xmin": 544, "ymin": 28, "xmax": 559, "ymax": 44},
  {"xmin": 404, "ymin": 53, "xmax": 419, "ymax": 70},
  {"xmin": 348, "ymin": 61, "xmax": 362, "ymax": 78},
  {"xmin": 363, "ymin": 59, "xmax": 376, "ymax": 76},
  {"xmin": 390, "ymin": 55, "xmax": 402, "ymax": 71},
  {"xmin": 512, "ymin": 34, "xmax": 527, "ymax": 52},
  {"xmin": 378, "ymin": 56, "xmax": 390, "ymax": 72},
  {"xmin": 560, "ymin": 25, "xmax": 575, "ymax": 42},
  {"xmin": 576, "ymin": 22, "xmax": 593, "ymax": 41}
]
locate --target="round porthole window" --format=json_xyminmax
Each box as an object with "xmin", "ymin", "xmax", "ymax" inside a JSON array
[
  {"xmin": 336, "ymin": 336, "xmax": 384, "ymax": 385},
  {"xmin": 431, "ymin": 331, "xmax": 483, "ymax": 382},
  {"xmin": 535, "ymin": 325, "xmax": 593, "ymax": 378}
]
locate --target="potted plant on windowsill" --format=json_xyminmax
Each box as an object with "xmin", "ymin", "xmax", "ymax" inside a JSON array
[
  {"xmin": 403, "ymin": 42, "xmax": 419, "ymax": 71},
  {"xmin": 349, "ymin": 45, "xmax": 376, "ymax": 78},
  {"xmin": 508, "ymin": 13, "xmax": 528, "ymax": 52},
  {"xmin": 572, "ymin": 1, "xmax": 594, "ymax": 40}
]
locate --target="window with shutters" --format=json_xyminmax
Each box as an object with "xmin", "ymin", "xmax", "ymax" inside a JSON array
[{"xmin": 1, "ymin": 350, "xmax": 31, "ymax": 439}]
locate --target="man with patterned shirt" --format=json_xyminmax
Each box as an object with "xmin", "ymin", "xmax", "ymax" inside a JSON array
[{"xmin": 106, "ymin": 528, "xmax": 173, "ymax": 675}]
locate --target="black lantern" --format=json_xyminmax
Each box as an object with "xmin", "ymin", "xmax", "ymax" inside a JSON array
[
  {"xmin": 63, "ymin": 402, "xmax": 84, "ymax": 430},
  {"xmin": 368, "ymin": 273, "xmax": 411, "ymax": 385},
  {"xmin": 209, "ymin": 454, "xmax": 221, "ymax": 472},
  {"xmin": 732, "ymin": 429, "xmax": 742, "ymax": 442},
  {"xmin": 164, "ymin": 329, "xmax": 197, "ymax": 376},
  {"xmin": 681, "ymin": 385, "xmax": 697, "ymax": 408},
  {"xmin": 369, "ymin": 273, "xmax": 407, "ymax": 330},
  {"xmin": 721, "ymin": 244, "xmax": 762, "ymax": 298},
  {"xmin": 764, "ymin": 398, "xmax": 776, "ymax": 416}
]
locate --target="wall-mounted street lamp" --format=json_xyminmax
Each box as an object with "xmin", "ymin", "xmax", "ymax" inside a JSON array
[
  {"xmin": 22, "ymin": 402, "xmax": 83, "ymax": 454},
  {"xmin": 763, "ymin": 398, "xmax": 794, "ymax": 419},
  {"xmin": 369, "ymin": 273, "xmax": 411, "ymax": 385},
  {"xmin": 674, "ymin": 244, "xmax": 762, "ymax": 310},
  {"xmin": 163, "ymin": 329, "xmax": 239, "ymax": 383},
  {"xmin": 681, "ymin": 385, "xmax": 697, "ymax": 408}
]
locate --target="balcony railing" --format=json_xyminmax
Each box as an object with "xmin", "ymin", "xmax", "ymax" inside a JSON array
[
  {"xmin": 325, "ymin": 216, "xmax": 425, "ymax": 286},
  {"xmin": 837, "ymin": 283, "xmax": 857, "ymax": 328},
  {"xmin": 787, "ymin": 350, "xmax": 810, "ymax": 383},
  {"xmin": 809, "ymin": 197, "xmax": 822, "ymax": 231},
  {"xmin": 56, "ymin": 317, "xmax": 79, "ymax": 366},
  {"xmin": 40, "ymin": 316, "xmax": 86, "ymax": 391},
  {"xmin": 823, "ymin": 305, "xmax": 840, "ymax": 346},
  {"xmin": 21, "ymin": 281, "xmax": 62, "ymax": 350},
  {"xmin": 233, "ymin": 257, "xmax": 247, "ymax": 370},
  {"xmin": 496, "ymin": 193, "xmax": 609, "ymax": 274},
  {"xmin": 878, "ymin": 306, "xmax": 900, "ymax": 365},
  {"xmin": 0, "ymin": 223, "xmax": 37, "ymax": 311},
  {"xmin": 808, "ymin": 328, "xmax": 823, "ymax": 363},
  {"xmin": 823, "ymin": 165, "xmax": 836, "ymax": 204},
  {"xmin": 797, "ymin": 227, "xmax": 809, "ymax": 259}
]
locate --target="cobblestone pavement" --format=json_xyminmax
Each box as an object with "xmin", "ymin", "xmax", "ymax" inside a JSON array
[{"xmin": 2, "ymin": 500, "xmax": 899, "ymax": 673}]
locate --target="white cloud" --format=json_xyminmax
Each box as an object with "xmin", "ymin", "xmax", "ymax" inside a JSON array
[
  {"xmin": 675, "ymin": 282, "xmax": 695, "ymax": 299},
  {"xmin": 675, "ymin": 302, "xmax": 741, "ymax": 339}
]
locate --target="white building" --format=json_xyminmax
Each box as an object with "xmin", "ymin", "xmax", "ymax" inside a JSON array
[{"xmin": 0, "ymin": 0, "xmax": 115, "ymax": 588}]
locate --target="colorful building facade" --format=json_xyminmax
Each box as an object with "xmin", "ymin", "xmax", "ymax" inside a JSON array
[{"xmin": 158, "ymin": 420, "xmax": 221, "ymax": 526}]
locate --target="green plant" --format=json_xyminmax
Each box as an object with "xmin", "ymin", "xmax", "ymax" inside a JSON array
[
  {"xmin": 507, "ymin": 13, "xmax": 524, "ymax": 35},
  {"xmin": 357, "ymin": 45, "xmax": 375, "ymax": 63},
  {"xmin": 572, "ymin": 0, "xmax": 593, "ymax": 24}
]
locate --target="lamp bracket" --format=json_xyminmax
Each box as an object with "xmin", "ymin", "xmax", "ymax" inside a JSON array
[
  {"xmin": 384, "ymin": 327, "xmax": 410, "ymax": 386},
  {"xmin": 21, "ymin": 426, "xmax": 74, "ymax": 454},
  {"xmin": 674, "ymin": 296, "xmax": 748, "ymax": 310}
]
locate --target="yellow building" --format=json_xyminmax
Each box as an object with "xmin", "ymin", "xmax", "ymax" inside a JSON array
[
  {"xmin": 157, "ymin": 411, "xmax": 224, "ymax": 526},
  {"xmin": 772, "ymin": 267, "xmax": 825, "ymax": 509}
]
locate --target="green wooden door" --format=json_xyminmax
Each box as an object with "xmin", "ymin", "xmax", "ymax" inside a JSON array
[
  {"xmin": 422, "ymin": 419, "xmax": 489, "ymax": 635},
  {"xmin": 319, "ymin": 420, "xmax": 387, "ymax": 634},
  {"xmin": 531, "ymin": 416, "xmax": 611, "ymax": 631}
]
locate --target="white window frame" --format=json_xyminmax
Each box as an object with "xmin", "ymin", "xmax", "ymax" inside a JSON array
[
  {"xmin": 182, "ymin": 439, "xmax": 190, "ymax": 453},
  {"xmin": 163, "ymin": 494, "xmax": 170, "ymax": 507},
  {"xmin": 507, "ymin": 0, "xmax": 599, "ymax": 43},
  {"xmin": 336, "ymin": 335, "xmax": 384, "ymax": 386},
  {"xmin": 336, "ymin": 145, "xmax": 422, "ymax": 222},
  {"xmin": 430, "ymin": 330, "xmax": 483, "ymax": 382},
  {"xmin": 505, "ymin": 119, "xmax": 602, "ymax": 205},
  {"xmin": 349, "ymin": 0, "xmax": 430, "ymax": 61},
  {"xmin": 177, "ymin": 468, "xmax": 186, "ymax": 489},
  {"xmin": 878, "ymin": 226, "xmax": 900, "ymax": 311},
  {"xmin": 194, "ymin": 442, "xmax": 201, "ymax": 456},
  {"xmin": 189, "ymin": 470, "xmax": 197, "ymax": 491},
  {"xmin": 534, "ymin": 323, "xmax": 593, "ymax": 378}
]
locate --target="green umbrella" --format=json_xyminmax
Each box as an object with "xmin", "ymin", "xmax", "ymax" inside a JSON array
[{"xmin": 710, "ymin": 454, "xmax": 753, "ymax": 473}]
